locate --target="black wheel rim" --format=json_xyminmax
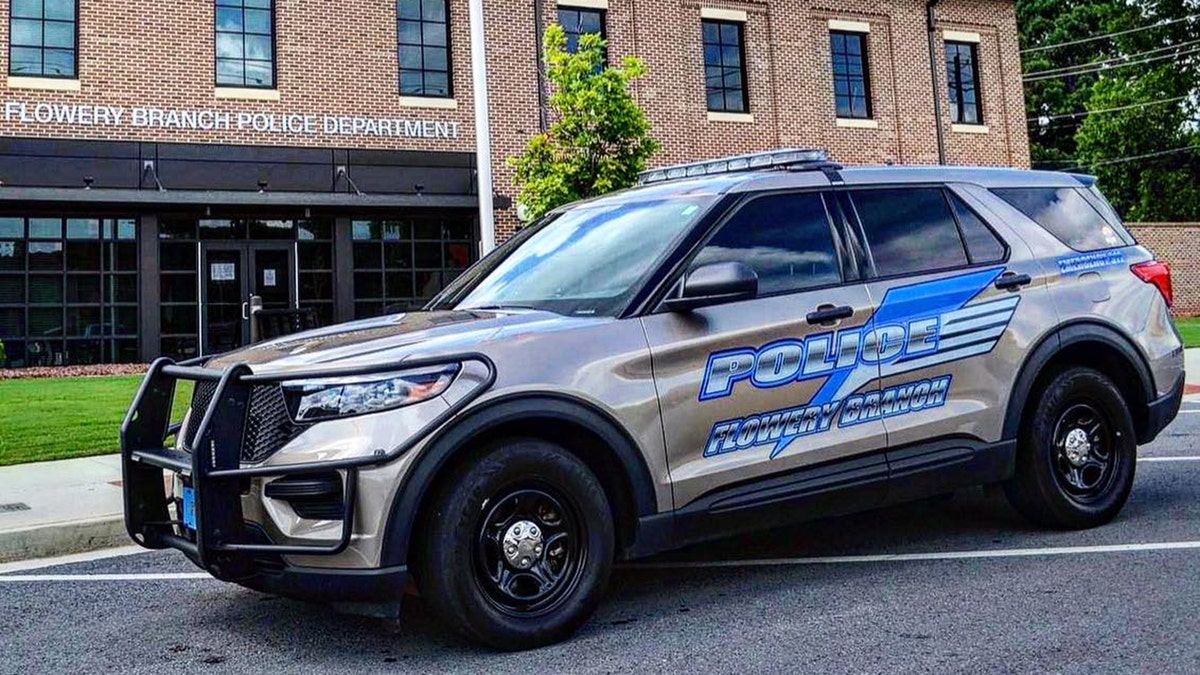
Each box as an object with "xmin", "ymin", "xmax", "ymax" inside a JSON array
[
  {"xmin": 472, "ymin": 484, "xmax": 587, "ymax": 617},
  {"xmin": 1050, "ymin": 401, "xmax": 1118, "ymax": 502}
]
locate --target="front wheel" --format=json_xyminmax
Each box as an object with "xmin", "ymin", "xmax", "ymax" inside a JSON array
[
  {"xmin": 414, "ymin": 439, "xmax": 614, "ymax": 650},
  {"xmin": 1003, "ymin": 367, "xmax": 1137, "ymax": 529}
]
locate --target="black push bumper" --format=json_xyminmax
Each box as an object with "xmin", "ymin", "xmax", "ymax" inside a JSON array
[
  {"xmin": 119, "ymin": 353, "xmax": 493, "ymax": 601},
  {"xmin": 1141, "ymin": 370, "xmax": 1185, "ymax": 444}
]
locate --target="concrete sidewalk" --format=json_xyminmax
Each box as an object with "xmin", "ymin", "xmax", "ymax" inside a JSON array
[
  {"xmin": 0, "ymin": 455, "xmax": 129, "ymax": 563},
  {"xmin": 3, "ymin": 348, "xmax": 1200, "ymax": 564}
]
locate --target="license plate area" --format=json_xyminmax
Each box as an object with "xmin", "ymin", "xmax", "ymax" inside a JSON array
[{"xmin": 181, "ymin": 485, "xmax": 197, "ymax": 531}]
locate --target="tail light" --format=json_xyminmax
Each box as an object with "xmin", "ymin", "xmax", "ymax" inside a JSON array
[{"xmin": 1131, "ymin": 260, "xmax": 1173, "ymax": 307}]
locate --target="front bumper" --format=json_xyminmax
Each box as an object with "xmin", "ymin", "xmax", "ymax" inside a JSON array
[{"xmin": 119, "ymin": 353, "xmax": 493, "ymax": 596}]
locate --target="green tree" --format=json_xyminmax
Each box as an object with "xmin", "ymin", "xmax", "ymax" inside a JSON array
[
  {"xmin": 1021, "ymin": 0, "xmax": 1200, "ymax": 220},
  {"xmin": 509, "ymin": 24, "xmax": 659, "ymax": 221}
]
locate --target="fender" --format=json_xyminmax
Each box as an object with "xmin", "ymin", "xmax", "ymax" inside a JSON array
[
  {"xmin": 1002, "ymin": 319, "xmax": 1156, "ymax": 442},
  {"xmin": 378, "ymin": 393, "xmax": 660, "ymax": 567}
]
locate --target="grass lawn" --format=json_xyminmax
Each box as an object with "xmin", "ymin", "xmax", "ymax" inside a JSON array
[
  {"xmin": 1176, "ymin": 317, "xmax": 1200, "ymax": 349},
  {"xmin": 0, "ymin": 375, "xmax": 192, "ymax": 466}
]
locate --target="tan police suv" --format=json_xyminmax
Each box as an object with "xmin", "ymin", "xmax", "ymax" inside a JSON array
[{"xmin": 122, "ymin": 149, "xmax": 1184, "ymax": 650}]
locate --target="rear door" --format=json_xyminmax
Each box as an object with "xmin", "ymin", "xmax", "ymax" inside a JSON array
[
  {"xmin": 842, "ymin": 185, "xmax": 1053, "ymax": 484},
  {"xmin": 640, "ymin": 190, "xmax": 888, "ymax": 509}
]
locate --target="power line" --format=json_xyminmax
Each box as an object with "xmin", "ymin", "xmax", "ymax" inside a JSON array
[
  {"xmin": 1061, "ymin": 145, "xmax": 1199, "ymax": 172},
  {"xmin": 1022, "ymin": 13, "xmax": 1200, "ymax": 54},
  {"xmin": 1023, "ymin": 45, "xmax": 1200, "ymax": 82},
  {"xmin": 1026, "ymin": 95, "xmax": 1191, "ymax": 124},
  {"xmin": 1022, "ymin": 37, "xmax": 1200, "ymax": 78}
]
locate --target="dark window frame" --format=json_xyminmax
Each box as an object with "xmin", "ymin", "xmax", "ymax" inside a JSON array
[
  {"xmin": 829, "ymin": 30, "xmax": 872, "ymax": 120},
  {"xmin": 945, "ymin": 40, "xmax": 983, "ymax": 125},
  {"xmin": 0, "ymin": 215, "xmax": 139, "ymax": 368},
  {"xmin": 702, "ymin": 18, "xmax": 749, "ymax": 114},
  {"xmin": 397, "ymin": 0, "xmax": 453, "ymax": 99},
  {"xmin": 8, "ymin": 0, "xmax": 79, "ymax": 79},
  {"xmin": 845, "ymin": 185, "xmax": 1010, "ymax": 283},
  {"xmin": 351, "ymin": 215, "xmax": 476, "ymax": 319},
  {"xmin": 558, "ymin": 5, "xmax": 607, "ymax": 61},
  {"xmin": 214, "ymin": 0, "xmax": 278, "ymax": 90}
]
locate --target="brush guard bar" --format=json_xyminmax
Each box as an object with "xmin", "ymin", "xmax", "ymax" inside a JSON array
[{"xmin": 119, "ymin": 353, "xmax": 495, "ymax": 572}]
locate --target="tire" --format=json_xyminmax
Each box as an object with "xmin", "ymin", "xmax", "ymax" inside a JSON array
[
  {"xmin": 414, "ymin": 438, "xmax": 614, "ymax": 650},
  {"xmin": 1003, "ymin": 367, "xmax": 1137, "ymax": 529}
]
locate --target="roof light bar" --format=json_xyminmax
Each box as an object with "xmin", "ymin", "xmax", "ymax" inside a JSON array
[{"xmin": 637, "ymin": 148, "xmax": 832, "ymax": 185}]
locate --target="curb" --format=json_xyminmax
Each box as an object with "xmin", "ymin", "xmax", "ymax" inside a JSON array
[{"xmin": 0, "ymin": 516, "xmax": 129, "ymax": 564}]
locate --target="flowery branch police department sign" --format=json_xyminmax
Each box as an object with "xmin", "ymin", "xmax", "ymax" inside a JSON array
[{"xmin": 2, "ymin": 100, "xmax": 461, "ymax": 140}]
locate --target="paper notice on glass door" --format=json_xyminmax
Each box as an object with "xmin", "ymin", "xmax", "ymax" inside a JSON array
[
  {"xmin": 264, "ymin": 269, "xmax": 277, "ymax": 287},
  {"xmin": 210, "ymin": 263, "xmax": 236, "ymax": 281}
]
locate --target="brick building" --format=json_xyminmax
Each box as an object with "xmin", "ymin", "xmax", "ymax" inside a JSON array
[{"xmin": 0, "ymin": 0, "xmax": 1028, "ymax": 368}]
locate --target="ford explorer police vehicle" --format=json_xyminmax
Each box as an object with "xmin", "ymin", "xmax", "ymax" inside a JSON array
[{"xmin": 121, "ymin": 149, "xmax": 1184, "ymax": 650}]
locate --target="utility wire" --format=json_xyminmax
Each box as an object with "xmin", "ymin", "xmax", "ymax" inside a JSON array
[
  {"xmin": 1062, "ymin": 145, "xmax": 1199, "ymax": 172},
  {"xmin": 1022, "ymin": 13, "xmax": 1200, "ymax": 54},
  {"xmin": 1027, "ymin": 37, "xmax": 1200, "ymax": 78},
  {"xmin": 1027, "ymin": 95, "xmax": 1191, "ymax": 124},
  {"xmin": 1023, "ymin": 45, "xmax": 1200, "ymax": 82}
]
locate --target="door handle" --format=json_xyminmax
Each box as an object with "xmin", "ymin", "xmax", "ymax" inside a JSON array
[
  {"xmin": 241, "ymin": 301, "xmax": 250, "ymax": 320},
  {"xmin": 994, "ymin": 272, "xmax": 1032, "ymax": 291},
  {"xmin": 807, "ymin": 304, "xmax": 854, "ymax": 325}
]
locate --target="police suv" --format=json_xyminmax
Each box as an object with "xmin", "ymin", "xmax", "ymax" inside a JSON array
[{"xmin": 121, "ymin": 149, "xmax": 1184, "ymax": 650}]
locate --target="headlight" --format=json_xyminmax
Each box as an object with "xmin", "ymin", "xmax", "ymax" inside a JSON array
[{"xmin": 281, "ymin": 364, "xmax": 459, "ymax": 422}]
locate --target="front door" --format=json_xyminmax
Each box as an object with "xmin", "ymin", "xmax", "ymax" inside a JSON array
[
  {"xmin": 200, "ymin": 242, "xmax": 295, "ymax": 354},
  {"xmin": 640, "ymin": 190, "xmax": 889, "ymax": 509}
]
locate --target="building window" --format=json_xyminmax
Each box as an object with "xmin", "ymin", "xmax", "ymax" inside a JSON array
[
  {"xmin": 0, "ymin": 217, "xmax": 138, "ymax": 368},
  {"xmin": 830, "ymin": 31, "xmax": 871, "ymax": 119},
  {"xmin": 215, "ymin": 0, "xmax": 275, "ymax": 89},
  {"xmin": 351, "ymin": 216, "xmax": 475, "ymax": 319},
  {"xmin": 946, "ymin": 41, "xmax": 982, "ymax": 125},
  {"xmin": 702, "ymin": 19, "xmax": 747, "ymax": 113},
  {"xmin": 558, "ymin": 6, "xmax": 605, "ymax": 54},
  {"xmin": 398, "ymin": 0, "xmax": 451, "ymax": 98},
  {"xmin": 8, "ymin": 0, "xmax": 77, "ymax": 78}
]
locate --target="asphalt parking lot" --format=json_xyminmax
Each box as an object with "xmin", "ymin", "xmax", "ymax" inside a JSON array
[{"xmin": 4, "ymin": 403, "xmax": 1200, "ymax": 674}]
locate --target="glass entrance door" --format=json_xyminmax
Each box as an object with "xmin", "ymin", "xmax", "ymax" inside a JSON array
[{"xmin": 200, "ymin": 242, "xmax": 294, "ymax": 354}]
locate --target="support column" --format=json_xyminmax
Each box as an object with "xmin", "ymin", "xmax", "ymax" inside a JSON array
[{"xmin": 137, "ymin": 214, "xmax": 161, "ymax": 362}]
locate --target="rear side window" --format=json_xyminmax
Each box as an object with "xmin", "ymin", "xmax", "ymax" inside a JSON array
[
  {"xmin": 851, "ymin": 188, "xmax": 968, "ymax": 277},
  {"xmin": 948, "ymin": 193, "xmax": 1006, "ymax": 263},
  {"xmin": 991, "ymin": 187, "xmax": 1134, "ymax": 252},
  {"xmin": 693, "ymin": 192, "xmax": 841, "ymax": 295}
]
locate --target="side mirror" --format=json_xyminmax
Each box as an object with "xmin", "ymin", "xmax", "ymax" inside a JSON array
[{"xmin": 664, "ymin": 261, "xmax": 758, "ymax": 312}]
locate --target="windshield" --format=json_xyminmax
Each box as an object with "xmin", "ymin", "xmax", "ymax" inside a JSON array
[{"xmin": 448, "ymin": 197, "xmax": 714, "ymax": 317}]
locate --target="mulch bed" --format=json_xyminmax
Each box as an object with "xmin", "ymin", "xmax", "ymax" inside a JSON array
[{"xmin": 0, "ymin": 364, "xmax": 150, "ymax": 380}]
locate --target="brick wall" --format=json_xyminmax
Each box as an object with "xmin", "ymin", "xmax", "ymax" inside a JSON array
[
  {"xmin": 1129, "ymin": 223, "xmax": 1200, "ymax": 317},
  {"xmin": 0, "ymin": 0, "xmax": 1028, "ymax": 244}
]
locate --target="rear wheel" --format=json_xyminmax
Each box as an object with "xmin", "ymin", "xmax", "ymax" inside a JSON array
[
  {"xmin": 1004, "ymin": 367, "xmax": 1137, "ymax": 529},
  {"xmin": 414, "ymin": 439, "xmax": 614, "ymax": 650}
]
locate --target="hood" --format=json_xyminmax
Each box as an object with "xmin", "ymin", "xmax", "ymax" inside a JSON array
[{"xmin": 207, "ymin": 309, "xmax": 595, "ymax": 374}]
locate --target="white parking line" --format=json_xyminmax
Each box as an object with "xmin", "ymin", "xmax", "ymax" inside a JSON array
[
  {"xmin": 1139, "ymin": 456, "xmax": 1200, "ymax": 462},
  {"xmin": 0, "ymin": 572, "xmax": 211, "ymax": 582},
  {"xmin": 623, "ymin": 540, "xmax": 1200, "ymax": 570}
]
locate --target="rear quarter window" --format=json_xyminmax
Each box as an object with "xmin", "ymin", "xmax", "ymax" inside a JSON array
[{"xmin": 991, "ymin": 187, "xmax": 1135, "ymax": 252}]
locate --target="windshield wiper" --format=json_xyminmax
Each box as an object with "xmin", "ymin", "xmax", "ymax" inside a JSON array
[{"xmin": 465, "ymin": 304, "xmax": 540, "ymax": 312}]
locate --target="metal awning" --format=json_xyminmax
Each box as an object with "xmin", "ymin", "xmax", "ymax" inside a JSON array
[{"xmin": 0, "ymin": 187, "xmax": 478, "ymax": 209}]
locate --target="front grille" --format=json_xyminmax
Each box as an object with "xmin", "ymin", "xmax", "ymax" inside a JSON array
[
  {"xmin": 180, "ymin": 382, "xmax": 218, "ymax": 451},
  {"xmin": 179, "ymin": 381, "xmax": 306, "ymax": 463},
  {"xmin": 242, "ymin": 385, "xmax": 306, "ymax": 463}
]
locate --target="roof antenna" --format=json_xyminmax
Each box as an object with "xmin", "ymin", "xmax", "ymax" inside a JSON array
[{"xmin": 335, "ymin": 166, "xmax": 365, "ymax": 196}]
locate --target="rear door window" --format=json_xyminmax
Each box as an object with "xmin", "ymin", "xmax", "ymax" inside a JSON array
[
  {"xmin": 850, "ymin": 188, "xmax": 969, "ymax": 277},
  {"xmin": 692, "ymin": 192, "xmax": 842, "ymax": 295},
  {"xmin": 947, "ymin": 192, "xmax": 1006, "ymax": 264},
  {"xmin": 991, "ymin": 187, "xmax": 1134, "ymax": 251}
]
